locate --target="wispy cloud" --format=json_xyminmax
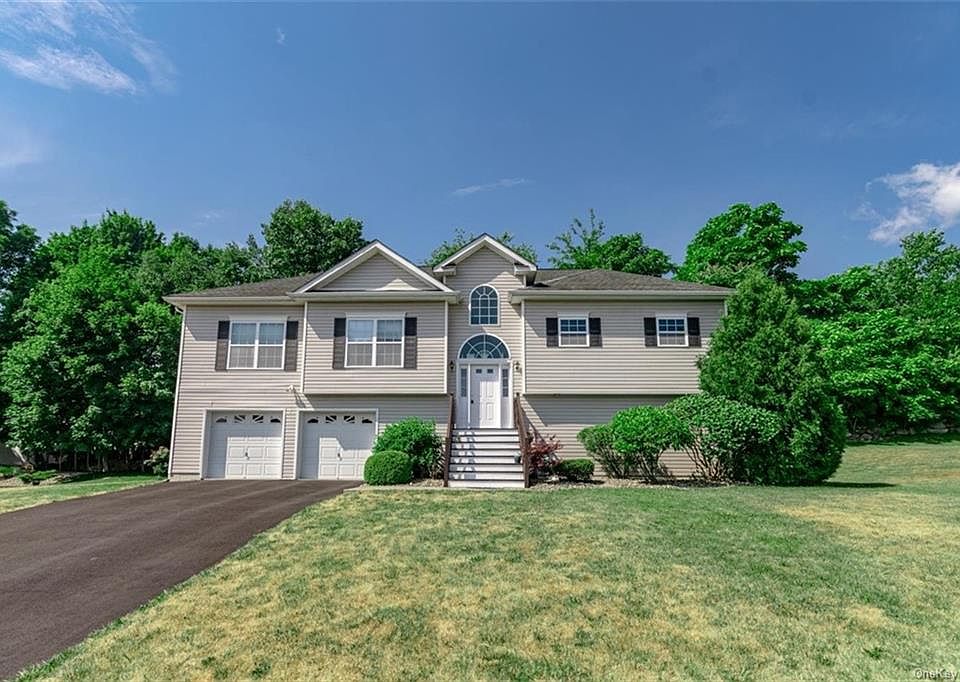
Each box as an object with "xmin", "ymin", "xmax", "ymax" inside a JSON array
[
  {"xmin": 860, "ymin": 162, "xmax": 960, "ymax": 243},
  {"xmin": 0, "ymin": 116, "xmax": 45, "ymax": 171},
  {"xmin": 0, "ymin": 1, "xmax": 175, "ymax": 95},
  {"xmin": 452, "ymin": 178, "xmax": 531, "ymax": 197},
  {"xmin": 276, "ymin": 28, "xmax": 286, "ymax": 46},
  {"xmin": 193, "ymin": 209, "xmax": 226, "ymax": 228}
]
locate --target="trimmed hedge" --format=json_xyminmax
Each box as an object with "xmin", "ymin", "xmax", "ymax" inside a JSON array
[
  {"xmin": 372, "ymin": 418, "xmax": 442, "ymax": 479},
  {"xmin": 666, "ymin": 394, "xmax": 781, "ymax": 483},
  {"xmin": 555, "ymin": 458, "xmax": 595, "ymax": 482},
  {"xmin": 610, "ymin": 406, "xmax": 691, "ymax": 482},
  {"xmin": 577, "ymin": 424, "xmax": 631, "ymax": 478},
  {"xmin": 363, "ymin": 450, "xmax": 413, "ymax": 486}
]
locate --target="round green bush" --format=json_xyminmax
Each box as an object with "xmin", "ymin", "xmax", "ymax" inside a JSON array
[
  {"xmin": 666, "ymin": 394, "xmax": 781, "ymax": 483},
  {"xmin": 363, "ymin": 450, "xmax": 413, "ymax": 486},
  {"xmin": 372, "ymin": 418, "xmax": 442, "ymax": 479},
  {"xmin": 578, "ymin": 424, "xmax": 634, "ymax": 478},
  {"xmin": 610, "ymin": 406, "xmax": 691, "ymax": 481},
  {"xmin": 555, "ymin": 458, "xmax": 595, "ymax": 482}
]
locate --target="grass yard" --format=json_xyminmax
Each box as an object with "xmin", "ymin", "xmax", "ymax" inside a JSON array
[
  {"xmin": 0, "ymin": 474, "xmax": 161, "ymax": 515},
  {"xmin": 21, "ymin": 439, "xmax": 960, "ymax": 681}
]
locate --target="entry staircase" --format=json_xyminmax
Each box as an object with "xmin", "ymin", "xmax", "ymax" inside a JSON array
[{"xmin": 446, "ymin": 428, "xmax": 525, "ymax": 489}]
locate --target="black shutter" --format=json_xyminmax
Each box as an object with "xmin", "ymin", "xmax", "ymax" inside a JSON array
[
  {"xmin": 284, "ymin": 320, "xmax": 299, "ymax": 371},
  {"xmin": 215, "ymin": 320, "xmax": 230, "ymax": 371},
  {"xmin": 404, "ymin": 317, "xmax": 418, "ymax": 369},
  {"xmin": 332, "ymin": 318, "xmax": 346, "ymax": 369},
  {"xmin": 589, "ymin": 317, "xmax": 602, "ymax": 347},
  {"xmin": 687, "ymin": 317, "xmax": 701, "ymax": 348},
  {"xmin": 643, "ymin": 317, "xmax": 658, "ymax": 347},
  {"xmin": 546, "ymin": 317, "xmax": 559, "ymax": 347}
]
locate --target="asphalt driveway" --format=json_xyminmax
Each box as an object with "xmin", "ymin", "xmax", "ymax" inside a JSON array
[{"xmin": 0, "ymin": 480, "xmax": 357, "ymax": 679}]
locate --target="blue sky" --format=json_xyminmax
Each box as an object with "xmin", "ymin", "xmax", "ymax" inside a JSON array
[{"xmin": 1, "ymin": 2, "xmax": 959, "ymax": 278}]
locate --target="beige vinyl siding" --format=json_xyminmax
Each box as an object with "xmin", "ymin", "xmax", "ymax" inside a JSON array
[
  {"xmin": 317, "ymin": 253, "xmax": 434, "ymax": 291},
  {"xmin": 523, "ymin": 299, "xmax": 724, "ymax": 394},
  {"xmin": 302, "ymin": 301, "xmax": 445, "ymax": 394},
  {"xmin": 170, "ymin": 305, "xmax": 305, "ymax": 477},
  {"xmin": 445, "ymin": 246, "xmax": 525, "ymax": 387},
  {"xmin": 171, "ymin": 393, "xmax": 447, "ymax": 480},
  {"xmin": 520, "ymin": 395, "xmax": 694, "ymax": 478}
]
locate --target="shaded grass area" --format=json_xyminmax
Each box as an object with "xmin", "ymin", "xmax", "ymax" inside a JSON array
[
  {"xmin": 0, "ymin": 474, "xmax": 160, "ymax": 515},
  {"xmin": 21, "ymin": 442, "xmax": 960, "ymax": 681}
]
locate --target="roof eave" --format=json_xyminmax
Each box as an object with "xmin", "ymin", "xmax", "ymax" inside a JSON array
[
  {"xmin": 162, "ymin": 295, "xmax": 298, "ymax": 307},
  {"xmin": 287, "ymin": 290, "xmax": 460, "ymax": 302},
  {"xmin": 509, "ymin": 289, "xmax": 732, "ymax": 302}
]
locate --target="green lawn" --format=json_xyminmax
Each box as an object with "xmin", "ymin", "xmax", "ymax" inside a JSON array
[
  {"xmin": 21, "ymin": 439, "xmax": 960, "ymax": 681},
  {"xmin": 0, "ymin": 474, "xmax": 161, "ymax": 515}
]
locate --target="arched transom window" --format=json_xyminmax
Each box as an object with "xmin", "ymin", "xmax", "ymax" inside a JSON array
[
  {"xmin": 459, "ymin": 334, "xmax": 509, "ymax": 360},
  {"xmin": 470, "ymin": 285, "xmax": 499, "ymax": 325}
]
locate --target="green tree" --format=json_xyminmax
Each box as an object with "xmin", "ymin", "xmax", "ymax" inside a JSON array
[
  {"xmin": 677, "ymin": 202, "xmax": 807, "ymax": 287},
  {"xmin": 261, "ymin": 200, "xmax": 366, "ymax": 278},
  {"xmin": 548, "ymin": 209, "xmax": 675, "ymax": 276},
  {"xmin": 699, "ymin": 270, "xmax": 846, "ymax": 484},
  {"xmin": 799, "ymin": 231, "xmax": 960, "ymax": 436},
  {"xmin": 1, "ymin": 247, "xmax": 178, "ymax": 469},
  {"xmin": 136, "ymin": 233, "xmax": 263, "ymax": 299},
  {"xmin": 427, "ymin": 228, "xmax": 538, "ymax": 267},
  {"xmin": 0, "ymin": 201, "xmax": 47, "ymax": 441}
]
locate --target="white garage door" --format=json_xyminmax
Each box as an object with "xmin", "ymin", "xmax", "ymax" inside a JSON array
[
  {"xmin": 299, "ymin": 412, "xmax": 376, "ymax": 480},
  {"xmin": 206, "ymin": 412, "xmax": 283, "ymax": 479}
]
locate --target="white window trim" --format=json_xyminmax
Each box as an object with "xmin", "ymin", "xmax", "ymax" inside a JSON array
[
  {"xmin": 558, "ymin": 315, "xmax": 589, "ymax": 348},
  {"xmin": 469, "ymin": 285, "xmax": 500, "ymax": 327},
  {"xmin": 227, "ymin": 320, "xmax": 287, "ymax": 370},
  {"xmin": 344, "ymin": 317, "xmax": 405, "ymax": 368},
  {"xmin": 656, "ymin": 314, "xmax": 689, "ymax": 348}
]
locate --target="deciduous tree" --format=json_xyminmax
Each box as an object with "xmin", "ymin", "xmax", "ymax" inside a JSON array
[
  {"xmin": 677, "ymin": 202, "xmax": 807, "ymax": 287},
  {"xmin": 548, "ymin": 209, "xmax": 674, "ymax": 276}
]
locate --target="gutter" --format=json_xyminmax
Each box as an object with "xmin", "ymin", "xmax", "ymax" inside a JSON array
[{"xmin": 509, "ymin": 289, "xmax": 732, "ymax": 302}]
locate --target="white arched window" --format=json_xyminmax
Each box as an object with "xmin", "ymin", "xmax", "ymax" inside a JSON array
[{"xmin": 470, "ymin": 285, "xmax": 499, "ymax": 325}]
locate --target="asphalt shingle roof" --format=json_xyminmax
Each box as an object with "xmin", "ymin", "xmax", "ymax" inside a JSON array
[
  {"xmin": 171, "ymin": 273, "xmax": 320, "ymax": 298},
  {"xmin": 170, "ymin": 267, "xmax": 730, "ymax": 298},
  {"xmin": 528, "ymin": 269, "xmax": 731, "ymax": 293}
]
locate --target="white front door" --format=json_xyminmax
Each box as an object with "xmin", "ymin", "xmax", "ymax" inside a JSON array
[
  {"xmin": 299, "ymin": 412, "xmax": 376, "ymax": 480},
  {"xmin": 470, "ymin": 366, "xmax": 500, "ymax": 428}
]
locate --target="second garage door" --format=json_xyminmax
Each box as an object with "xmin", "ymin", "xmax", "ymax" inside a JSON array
[{"xmin": 299, "ymin": 412, "xmax": 376, "ymax": 480}]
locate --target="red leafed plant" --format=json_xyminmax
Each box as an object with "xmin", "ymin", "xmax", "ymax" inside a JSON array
[{"xmin": 527, "ymin": 434, "xmax": 563, "ymax": 477}]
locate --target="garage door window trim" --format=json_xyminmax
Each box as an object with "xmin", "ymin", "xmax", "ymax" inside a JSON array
[
  {"xmin": 345, "ymin": 317, "xmax": 405, "ymax": 368},
  {"xmin": 226, "ymin": 320, "xmax": 287, "ymax": 370}
]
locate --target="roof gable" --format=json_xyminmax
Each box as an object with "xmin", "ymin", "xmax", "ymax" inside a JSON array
[
  {"xmin": 295, "ymin": 241, "xmax": 453, "ymax": 293},
  {"xmin": 432, "ymin": 234, "xmax": 536, "ymax": 273}
]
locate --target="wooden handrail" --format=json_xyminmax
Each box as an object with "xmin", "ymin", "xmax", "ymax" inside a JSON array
[
  {"xmin": 513, "ymin": 396, "xmax": 531, "ymax": 488},
  {"xmin": 443, "ymin": 393, "xmax": 455, "ymax": 487}
]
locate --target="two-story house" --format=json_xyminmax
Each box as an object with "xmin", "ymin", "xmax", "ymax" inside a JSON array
[{"xmin": 163, "ymin": 234, "xmax": 731, "ymax": 488}]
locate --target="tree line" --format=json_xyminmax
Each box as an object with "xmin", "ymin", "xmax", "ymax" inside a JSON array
[{"xmin": 0, "ymin": 197, "xmax": 956, "ymax": 470}]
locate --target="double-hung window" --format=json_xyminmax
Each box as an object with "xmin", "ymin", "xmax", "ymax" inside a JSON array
[
  {"xmin": 228, "ymin": 321, "xmax": 285, "ymax": 369},
  {"xmin": 559, "ymin": 317, "xmax": 588, "ymax": 347},
  {"xmin": 346, "ymin": 318, "xmax": 403, "ymax": 367},
  {"xmin": 657, "ymin": 316, "xmax": 688, "ymax": 347}
]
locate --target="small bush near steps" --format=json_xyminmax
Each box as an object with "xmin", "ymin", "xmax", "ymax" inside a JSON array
[
  {"xmin": 363, "ymin": 450, "xmax": 413, "ymax": 486},
  {"xmin": 372, "ymin": 418, "xmax": 442, "ymax": 479},
  {"xmin": 555, "ymin": 458, "xmax": 595, "ymax": 482}
]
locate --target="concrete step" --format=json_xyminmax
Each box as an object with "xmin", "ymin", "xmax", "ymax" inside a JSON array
[
  {"xmin": 452, "ymin": 439, "xmax": 519, "ymax": 448},
  {"xmin": 450, "ymin": 455, "xmax": 520, "ymax": 465},
  {"xmin": 449, "ymin": 463, "xmax": 523, "ymax": 474},
  {"xmin": 448, "ymin": 479, "xmax": 526, "ymax": 489},
  {"xmin": 449, "ymin": 468, "xmax": 524, "ymax": 481},
  {"xmin": 450, "ymin": 444, "xmax": 520, "ymax": 453}
]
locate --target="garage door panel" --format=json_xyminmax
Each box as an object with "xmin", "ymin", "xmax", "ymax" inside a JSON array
[
  {"xmin": 206, "ymin": 412, "xmax": 283, "ymax": 480},
  {"xmin": 299, "ymin": 412, "xmax": 375, "ymax": 480}
]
